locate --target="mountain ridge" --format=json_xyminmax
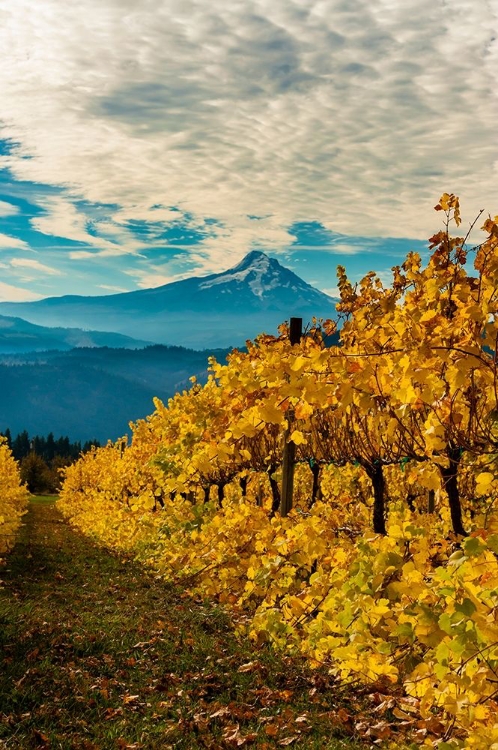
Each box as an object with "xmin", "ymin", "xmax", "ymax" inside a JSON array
[
  {"xmin": 0, "ymin": 314, "xmax": 152, "ymax": 354},
  {"xmin": 0, "ymin": 251, "xmax": 337, "ymax": 348}
]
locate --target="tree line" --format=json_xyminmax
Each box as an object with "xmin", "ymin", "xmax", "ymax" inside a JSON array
[{"xmin": 1, "ymin": 429, "xmax": 100, "ymax": 494}]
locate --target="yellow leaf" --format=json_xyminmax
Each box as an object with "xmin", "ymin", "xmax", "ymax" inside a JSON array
[
  {"xmin": 290, "ymin": 430, "xmax": 307, "ymax": 446},
  {"xmin": 294, "ymin": 401, "xmax": 314, "ymax": 420},
  {"xmin": 475, "ymin": 472, "xmax": 495, "ymax": 495},
  {"xmin": 291, "ymin": 355, "xmax": 309, "ymax": 372},
  {"xmin": 259, "ymin": 402, "xmax": 285, "ymax": 425}
]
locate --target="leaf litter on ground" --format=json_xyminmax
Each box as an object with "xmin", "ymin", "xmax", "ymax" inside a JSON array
[{"xmin": 0, "ymin": 498, "xmax": 420, "ymax": 749}]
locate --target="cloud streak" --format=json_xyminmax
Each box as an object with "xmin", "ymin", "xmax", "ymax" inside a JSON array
[
  {"xmin": 0, "ymin": 280, "xmax": 43, "ymax": 302},
  {"xmin": 10, "ymin": 257, "xmax": 64, "ymax": 275},
  {"xmin": 0, "ymin": 200, "xmax": 19, "ymax": 217},
  {"xmin": 0, "ymin": 232, "xmax": 29, "ymax": 250}
]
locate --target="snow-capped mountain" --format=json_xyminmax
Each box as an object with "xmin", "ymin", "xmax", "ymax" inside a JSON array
[
  {"xmin": 0, "ymin": 251, "xmax": 337, "ymax": 348},
  {"xmin": 198, "ymin": 251, "xmax": 299, "ymax": 299}
]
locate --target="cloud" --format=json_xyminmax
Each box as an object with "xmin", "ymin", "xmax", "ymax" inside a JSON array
[
  {"xmin": 293, "ymin": 242, "xmax": 364, "ymax": 255},
  {"xmin": 0, "ymin": 232, "xmax": 30, "ymax": 250},
  {"xmin": 0, "ymin": 0, "xmax": 497, "ymax": 282},
  {"xmin": 0, "ymin": 280, "xmax": 43, "ymax": 302},
  {"xmin": 0, "ymin": 200, "xmax": 19, "ymax": 217},
  {"xmin": 10, "ymin": 257, "xmax": 64, "ymax": 275},
  {"xmin": 99, "ymin": 283, "xmax": 130, "ymax": 293},
  {"xmin": 69, "ymin": 250, "xmax": 96, "ymax": 260},
  {"xmin": 30, "ymin": 196, "xmax": 148, "ymax": 257},
  {"xmin": 320, "ymin": 286, "xmax": 340, "ymax": 298},
  {"xmin": 125, "ymin": 265, "xmax": 192, "ymax": 288},
  {"xmin": 111, "ymin": 205, "xmax": 181, "ymax": 225}
]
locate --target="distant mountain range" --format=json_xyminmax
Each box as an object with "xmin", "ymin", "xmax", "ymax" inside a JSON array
[
  {"xmin": 0, "ymin": 251, "xmax": 338, "ymax": 441},
  {"xmin": 0, "ymin": 251, "xmax": 337, "ymax": 348},
  {"xmin": 0, "ymin": 314, "xmax": 152, "ymax": 354}
]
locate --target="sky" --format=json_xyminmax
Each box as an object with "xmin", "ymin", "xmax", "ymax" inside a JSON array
[{"xmin": 0, "ymin": 0, "xmax": 497, "ymax": 302}]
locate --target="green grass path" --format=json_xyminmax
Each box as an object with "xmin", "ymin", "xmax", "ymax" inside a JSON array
[{"xmin": 0, "ymin": 499, "xmax": 368, "ymax": 750}]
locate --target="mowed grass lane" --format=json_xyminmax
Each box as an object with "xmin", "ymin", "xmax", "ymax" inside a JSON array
[{"xmin": 0, "ymin": 497, "xmax": 369, "ymax": 750}]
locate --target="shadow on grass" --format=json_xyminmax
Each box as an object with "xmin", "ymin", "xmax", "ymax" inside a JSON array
[{"xmin": 0, "ymin": 501, "xmax": 372, "ymax": 749}]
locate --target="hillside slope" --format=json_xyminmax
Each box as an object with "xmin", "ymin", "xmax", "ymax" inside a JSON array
[{"xmin": 0, "ymin": 345, "xmax": 229, "ymax": 441}]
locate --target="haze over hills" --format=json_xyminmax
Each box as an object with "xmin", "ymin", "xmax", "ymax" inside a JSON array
[
  {"xmin": 0, "ymin": 251, "xmax": 337, "ymax": 348},
  {"xmin": 0, "ymin": 345, "xmax": 230, "ymax": 442},
  {"xmin": 0, "ymin": 252, "xmax": 338, "ymax": 441},
  {"xmin": 0, "ymin": 314, "xmax": 152, "ymax": 354}
]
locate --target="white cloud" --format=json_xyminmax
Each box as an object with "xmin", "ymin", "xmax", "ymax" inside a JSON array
[
  {"xmin": 0, "ymin": 200, "xmax": 19, "ymax": 217},
  {"xmin": 0, "ymin": 232, "xmax": 29, "ymax": 250},
  {"xmin": 30, "ymin": 196, "xmax": 148, "ymax": 257},
  {"xmin": 125, "ymin": 265, "xmax": 191, "ymax": 288},
  {"xmin": 112, "ymin": 205, "xmax": 180, "ymax": 224},
  {"xmin": 99, "ymin": 283, "xmax": 130, "ymax": 293},
  {"xmin": 10, "ymin": 257, "xmax": 64, "ymax": 275},
  {"xmin": 0, "ymin": 280, "xmax": 43, "ymax": 302},
  {"xmin": 69, "ymin": 250, "xmax": 95, "ymax": 260},
  {"xmin": 320, "ymin": 286, "xmax": 340, "ymax": 298},
  {"xmin": 329, "ymin": 243, "xmax": 363, "ymax": 255},
  {"xmin": 0, "ymin": 0, "xmax": 497, "ymax": 279}
]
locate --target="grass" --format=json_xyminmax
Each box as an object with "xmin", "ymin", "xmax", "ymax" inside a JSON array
[
  {"xmin": 0, "ymin": 499, "xmax": 400, "ymax": 749},
  {"xmin": 29, "ymin": 494, "xmax": 59, "ymax": 505}
]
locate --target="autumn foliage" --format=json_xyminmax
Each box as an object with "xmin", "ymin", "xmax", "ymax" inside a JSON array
[
  {"xmin": 59, "ymin": 196, "xmax": 498, "ymax": 748},
  {"xmin": 0, "ymin": 437, "xmax": 30, "ymax": 559}
]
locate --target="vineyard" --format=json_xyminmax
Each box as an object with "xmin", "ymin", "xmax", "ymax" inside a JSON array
[{"xmin": 56, "ymin": 196, "xmax": 498, "ymax": 748}]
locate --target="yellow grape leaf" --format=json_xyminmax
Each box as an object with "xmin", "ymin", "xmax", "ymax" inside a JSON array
[
  {"xmin": 386, "ymin": 418, "xmax": 399, "ymax": 440},
  {"xmin": 294, "ymin": 400, "xmax": 314, "ymax": 420},
  {"xmin": 258, "ymin": 402, "xmax": 285, "ymax": 425},
  {"xmin": 475, "ymin": 472, "xmax": 495, "ymax": 495},
  {"xmin": 419, "ymin": 309, "xmax": 438, "ymax": 324},
  {"xmin": 290, "ymin": 430, "xmax": 307, "ymax": 446},
  {"xmin": 286, "ymin": 596, "xmax": 308, "ymax": 616},
  {"xmin": 291, "ymin": 355, "xmax": 309, "ymax": 372},
  {"xmin": 424, "ymin": 424, "xmax": 446, "ymax": 452}
]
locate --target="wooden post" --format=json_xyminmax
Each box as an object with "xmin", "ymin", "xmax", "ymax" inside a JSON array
[
  {"xmin": 256, "ymin": 478, "xmax": 263, "ymax": 507},
  {"xmin": 289, "ymin": 317, "xmax": 303, "ymax": 346},
  {"xmin": 364, "ymin": 462, "xmax": 387, "ymax": 535},
  {"xmin": 427, "ymin": 489, "xmax": 435, "ymax": 514},
  {"xmin": 280, "ymin": 439, "xmax": 296, "ymax": 517},
  {"xmin": 439, "ymin": 448, "xmax": 467, "ymax": 536},
  {"xmin": 269, "ymin": 464, "xmax": 281, "ymax": 516},
  {"xmin": 280, "ymin": 317, "xmax": 302, "ymax": 517}
]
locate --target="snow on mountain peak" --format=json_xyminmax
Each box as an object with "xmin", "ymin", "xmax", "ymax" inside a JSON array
[{"xmin": 199, "ymin": 251, "xmax": 281, "ymax": 298}]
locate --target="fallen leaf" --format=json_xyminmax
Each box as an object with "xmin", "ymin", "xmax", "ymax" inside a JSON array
[
  {"xmin": 336, "ymin": 707, "xmax": 351, "ymax": 724},
  {"xmin": 265, "ymin": 724, "xmax": 279, "ymax": 737},
  {"xmin": 237, "ymin": 661, "xmax": 260, "ymax": 673},
  {"xmin": 32, "ymin": 729, "xmax": 50, "ymax": 747},
  {"xmin": 122, "ymin": 694, "xmax": 140, "ymax": 705}
]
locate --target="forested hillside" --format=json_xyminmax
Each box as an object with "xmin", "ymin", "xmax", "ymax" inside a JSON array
[{"xmin": 0, "ymin": 345, "xmax": 230, "ymax": 441}]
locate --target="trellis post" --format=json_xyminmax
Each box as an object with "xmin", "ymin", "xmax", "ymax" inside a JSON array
[{"xmin": 280, "ymin": 317, "xmax": 302, "ymax": 517}]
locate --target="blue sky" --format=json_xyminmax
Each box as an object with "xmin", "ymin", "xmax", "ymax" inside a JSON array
[{"xmin": 0, "ymin": 0, "xmax": 497, "ymax": 302}]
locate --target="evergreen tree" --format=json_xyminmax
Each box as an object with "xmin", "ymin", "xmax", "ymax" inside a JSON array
[
  {"xmin": 12, "ymin": 430, "xmax": 30, "ymax": 461},
  {"xmin": 20, "ymin": 453, "xmax": 53, "ymax": 494},
  {"xmin": 46, "ymin": 432, "xmax": 56, "ymax": 461}
]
